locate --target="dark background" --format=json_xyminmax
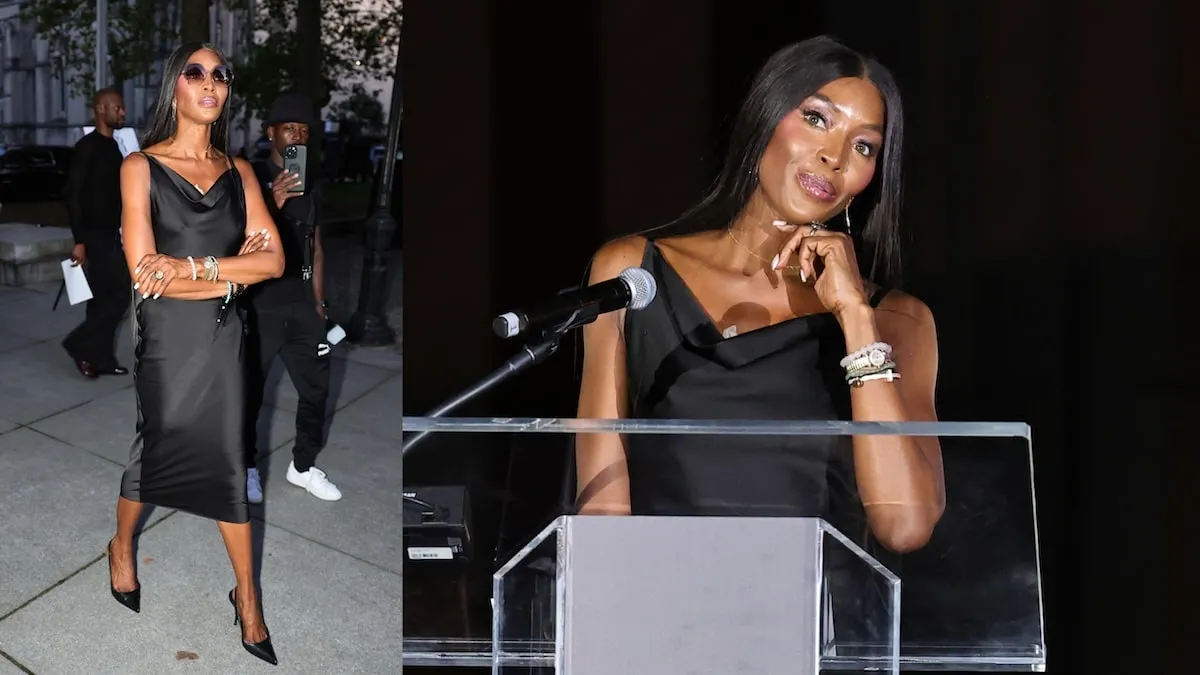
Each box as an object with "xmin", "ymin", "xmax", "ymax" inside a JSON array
[{"xmin": 403, "ymin": 0, "xmax": 1195, "ymax": 672}]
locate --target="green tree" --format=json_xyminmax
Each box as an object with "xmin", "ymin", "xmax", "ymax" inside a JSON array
[
  {"xmin": 18, "ymin": 0, "xmax": 179, "ymax": 98},
  {"xmin": 330, "ymin": 84, "xmax": 385, "ymax": 135},
  {"xmin": 228, "ymin": 0, "xmax": 402, "ymax": 123}
]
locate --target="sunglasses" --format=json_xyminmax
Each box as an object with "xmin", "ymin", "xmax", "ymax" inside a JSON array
[{"xmin": 181, "ymin": 62, "xmax": 234, "ymax": 86}]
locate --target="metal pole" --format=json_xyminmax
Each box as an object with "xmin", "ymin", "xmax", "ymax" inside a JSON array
[
  {"xmin": 94, "ymin": 0, "xmax": 107, "ymax": 90},
  {"xmin": 346, "ymin": 33, "xmax": 402, "ymax": 346}
]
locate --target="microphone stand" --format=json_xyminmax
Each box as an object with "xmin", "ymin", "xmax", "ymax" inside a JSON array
[{"xmin": 401, "ymin": 308, "xmax": 594, "ymax": 458}]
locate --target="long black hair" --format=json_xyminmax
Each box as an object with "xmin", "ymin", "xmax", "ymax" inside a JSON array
[
  {"xmin": 140, "ymin": 42, "xmax": 233, "ymax": 155},
  {"xmin": 650, "ymin": 36, "xmax": 906, "ymax": 288}
]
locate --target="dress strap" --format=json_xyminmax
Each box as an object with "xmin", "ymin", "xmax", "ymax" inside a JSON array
[{"xmin": 868, "ymin": 287, "xmax": 889, "ymax": 308}]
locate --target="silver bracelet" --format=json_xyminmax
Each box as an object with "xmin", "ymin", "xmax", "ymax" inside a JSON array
[
  {"xmin": 840, "ymin": 341, "xmax": 893, "ymax": 370},
  {"xmin": 203, "ymin": 255, "xmax": 219, "ymax": 282},
  {"xmin": 224, "ymin": 280, "xmax": 233, "ymax": 301},
  {"xmin": 187, "ymin": 255, "xmax": 197, "ymax": 281},
  {"xmin": 849, "ymin": 370, "xmax": 902, "ymax": 388}
]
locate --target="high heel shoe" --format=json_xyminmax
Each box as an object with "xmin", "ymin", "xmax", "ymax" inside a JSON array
[
  {"xmin": 229, "ymin": 588, "xmax": 278, "ymax": 666},
  {"xmin": 106, "ymin": 539, "xmax": 140, "ymax": 613}
]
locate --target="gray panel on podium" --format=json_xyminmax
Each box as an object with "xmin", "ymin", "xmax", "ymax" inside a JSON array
[{"xmin": 492, "ymin": 515, "xmax": 900, "ymax": 675}]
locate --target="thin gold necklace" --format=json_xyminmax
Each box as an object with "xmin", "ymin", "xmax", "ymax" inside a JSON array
[{"xmin": 727, "ymin": 228, "xmax": 803, "ymax": 272}]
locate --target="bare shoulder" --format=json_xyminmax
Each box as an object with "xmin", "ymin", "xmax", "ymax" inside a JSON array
[
  {"xmin": 120, "ymin": 152, "xmax": 149, "ymax": 182},
  {"xmin": 232, "ymin": 156, "xmax": 255, "ymax": 179},
  {"xmin": 589, "ymin": 235, "xmax": 648, "ymax": 284},
  {"xmin": 875, "ymin": 289, "xmax": 937, "ymax": 344}
]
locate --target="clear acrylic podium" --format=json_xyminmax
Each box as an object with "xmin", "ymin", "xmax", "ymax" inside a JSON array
[{"xmin": 402, "ymin": 418, "xmax": 1047, "ymax": 673}]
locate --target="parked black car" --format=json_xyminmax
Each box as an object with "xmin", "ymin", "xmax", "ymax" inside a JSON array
[{"xmin": 0, "ymin": 145, "xmax": 72, "ymax": 201}]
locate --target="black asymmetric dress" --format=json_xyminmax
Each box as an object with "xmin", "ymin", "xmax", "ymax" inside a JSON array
[
  {"xmin": 624, "ymin": 240, "xmax": 888, "ymax": 533},
  {"xmin": 120, "ymin": 154, "xmax": 250, "ymax": 524},
  {"xmin": 623, "ymin": 240, "xmax": 894, "ymax": 643}
]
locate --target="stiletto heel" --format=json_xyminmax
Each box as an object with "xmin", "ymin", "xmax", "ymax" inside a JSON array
[
  {"xmin": 106, "ymin": 539, "xmax": 140, "ymax": 613},
  {"xmin": 229, "ymin": 588, "xmax": 278, "ymax": 666}
]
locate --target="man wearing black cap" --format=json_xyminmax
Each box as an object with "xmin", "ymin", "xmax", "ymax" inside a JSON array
[{"xmin": 243, "ymin": 91, "xmax": 341, "ymax": 503}]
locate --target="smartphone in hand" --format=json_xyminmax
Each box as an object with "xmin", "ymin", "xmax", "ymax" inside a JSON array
[{"xmin": 283, "ymin": 144, "xmax": 307, "ymax": 193}]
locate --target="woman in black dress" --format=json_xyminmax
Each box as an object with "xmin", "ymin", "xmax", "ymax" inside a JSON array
[
  {"xmin": 106, "ymin": 43, "xmax": 285, "ymax": 666},
  {"xmin": 576, "ymin": 36, "xmax": 945, "ymax": 554}
]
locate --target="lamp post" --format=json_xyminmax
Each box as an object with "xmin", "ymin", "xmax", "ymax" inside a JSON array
[
  {"xmin": 346, "ymin": 35, "xmax": 402, "ymax": 346},
  {"xmin": 94, "ymin": 0, "xmax": 108, "ymax": 90}
]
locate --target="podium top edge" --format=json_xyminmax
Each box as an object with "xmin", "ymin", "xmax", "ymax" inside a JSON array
[{"xmin": 400, "ymin": 417, "xmax": 1032, "ymax": 438}]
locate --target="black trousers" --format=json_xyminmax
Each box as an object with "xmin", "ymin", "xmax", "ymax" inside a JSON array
[
  {"xmin": 244, "ymin": 299, "xmax": 331, "ymax": 472},
  {"xmin": 63, "ymin": 235, "xmax": 130, "ymax": 368}
]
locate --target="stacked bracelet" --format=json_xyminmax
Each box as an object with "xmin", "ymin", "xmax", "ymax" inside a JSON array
[
  {"xmin": 842, "ymin": 341, "xmax": 900, "ymax": 387},
  {"xmin": 202, "ymin": 255, "xmax": 219, "ymax": 282},
  {"xmin": 187, "ymin": 255, "xmax": 197, "ymax": 281}
]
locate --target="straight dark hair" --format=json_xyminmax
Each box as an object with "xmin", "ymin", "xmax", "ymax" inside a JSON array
[
  {"xmin": 140, "ymin": 42, "xmax": 233, "ymax": 156},
  {"xmin": 650, "ymin": 35, "xmax": 906, "ymax": 288}
]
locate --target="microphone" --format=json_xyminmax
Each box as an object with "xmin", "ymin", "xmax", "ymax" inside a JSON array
[{"xmin": 493, "ymin": 267, "xmax": 657, "ymax": 339}]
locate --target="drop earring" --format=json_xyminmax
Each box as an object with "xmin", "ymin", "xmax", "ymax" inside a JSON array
[{"xmin": 844, "ymin": 197, "xmax": 854, "ymax": 235}]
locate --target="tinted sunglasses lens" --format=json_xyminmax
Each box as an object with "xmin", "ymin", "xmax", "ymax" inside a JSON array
[
  {"xmin": 213, "ymin": 65, "xmax": 233, "ymax": 85},
  {"xmin": 182, "ymin": 64, "xmax": 206, "ymax": 81}
]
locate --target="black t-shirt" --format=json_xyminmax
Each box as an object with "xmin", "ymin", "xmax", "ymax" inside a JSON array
[
  {"xmin": 66, "ymin": 132, "xmax": 124, "ymax": 244},
  {"xmin": 246, "ymin": 160, "xmax": 320, "ymax": 308}
]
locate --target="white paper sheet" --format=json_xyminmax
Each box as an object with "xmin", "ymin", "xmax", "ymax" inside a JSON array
[{"xmin": 60, "ymin": 259, "xmax": 93, "ymax": 305}]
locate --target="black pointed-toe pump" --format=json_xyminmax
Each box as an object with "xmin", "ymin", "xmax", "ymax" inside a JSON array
[
  {"xmin": 106, "ymin": 539, "xmax": 141, "ymax": 614},
  {"xmin": 229, "ymin": 588, "xmax": 278, "ymax": 666}
]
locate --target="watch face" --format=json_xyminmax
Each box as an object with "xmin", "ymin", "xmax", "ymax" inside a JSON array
[{"xmin": 868, "ymin": 348, "xmax": 887, "ymax": 367}]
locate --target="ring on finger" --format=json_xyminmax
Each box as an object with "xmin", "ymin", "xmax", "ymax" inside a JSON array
[
  {"xmin": 153, "ymin": 270, "xmax": 164, "ymax": 280},
  {"xmin": 808, "ymin": 222, "xmax": 822, "ymax": 235}
]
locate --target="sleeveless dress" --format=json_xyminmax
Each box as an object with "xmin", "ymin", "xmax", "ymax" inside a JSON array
[
  {"xmin": 119, "ymin": 154, "xmax": 250, "ymax": 524},
  {"xmin": 623, "ymin": 240, "xmax": 894, "ymax": 643},
  {"xmin": 624, "ymin": 241, "xmax": 888, "ymax": 531}
]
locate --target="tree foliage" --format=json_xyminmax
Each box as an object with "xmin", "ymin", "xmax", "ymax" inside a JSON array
[
  {"xmin": 229, "ymin": 0, "xmax": 401, "ymax": 121},
  {"xmin": 18, "ymin": 0, "xmax": 178, "ymax": 99},
  {"xmin": 19, "ymin": 0, "xmax": 402, "ymax": 122},
  {"xmin": 330, "ymin": 83, "xmax": 386, "ymax": 135}
]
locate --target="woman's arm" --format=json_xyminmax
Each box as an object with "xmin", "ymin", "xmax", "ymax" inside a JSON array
[
  {"xmin": 574, "ymin": 236, "xmax": 646, "ymax": 515},
  {"xmin": 838, "ymin": 294, "xmax": 945, "ymax": 553},
  {"xmin": 119, "ymin": 154, "xmax": 226, "ymax": 300},
  {"xmin": 128, "ymin": 156, "xmax": 285, "ymax": 299}
]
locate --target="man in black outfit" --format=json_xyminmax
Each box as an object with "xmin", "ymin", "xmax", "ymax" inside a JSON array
[
  {"xmin": 63, "ymin": 88, "xmax": 129, "ymax": 379},
  {"xmin": 243, "ymin": 92, "xmax": 341, "ymax": 503}
]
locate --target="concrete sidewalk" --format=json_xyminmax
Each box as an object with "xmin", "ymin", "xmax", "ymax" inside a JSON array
[{"xmin": 0, "ymin": 281, "xmax": 402, "ymax": 674}]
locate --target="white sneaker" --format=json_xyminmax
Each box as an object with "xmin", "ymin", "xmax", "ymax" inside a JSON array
[
  {"xmin": 286, "ymin": 461, "xmax": 342, "ymax": 501},
  {"xmin": 247, "ymin": 468, "xmax": 264, "ymax": 504}
]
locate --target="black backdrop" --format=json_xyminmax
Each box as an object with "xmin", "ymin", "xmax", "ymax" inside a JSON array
[{"xmin": 403, "ymin": 1, "xmax": 1195, "ymax": 672}]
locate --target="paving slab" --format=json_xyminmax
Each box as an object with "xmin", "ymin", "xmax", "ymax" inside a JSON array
[
  {"xmin": 256, "ymin": 422, "xmax": 402, "ymax": 575},
  {"xmin": 334, "ymin": 343, "xmax": 403, "ymax": 373},
  {"xmin": 333, "ymin": 371, "xmax": 403, "ymax": 442},
  {"xmin": 0, "ymin": 655, "xmax": 28, "ymax": 674},
  {"xmin": 0, "ymin": 512, "xmax": 402, "ymax": 674},
  {"xmin": 0, "ymin": 428, "xmax": 172, "ymax": 619},
  {"xmin": 0, "ymin": 341, "xmax": 133, "ymax": 425}
]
